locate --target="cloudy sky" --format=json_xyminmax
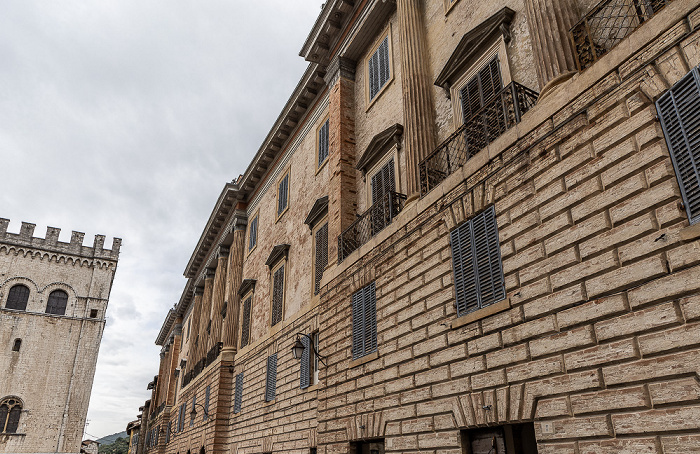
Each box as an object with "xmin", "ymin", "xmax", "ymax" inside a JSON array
[{"xmin": 0, "ymin": 0, "xmax": 322, "ymax": 438}]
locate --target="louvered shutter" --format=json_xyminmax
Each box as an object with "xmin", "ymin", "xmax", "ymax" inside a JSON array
[
  {"xmin": 278, "ymin": 175, "xmax": 289, "ymax": 216},
  {"xmin": 314, "ymin": 223, "xmax": 329, "ymax": 295},
  {"xmin": 190, "ymin": 396, "xmax": 196, "ymax": 426},
  {"xmin": 180, "ymin": 403, "xmax": 185, "ymax": 431},
  {"xmin": 369, "ymin": 36, "xmax": 390, "ymax": 100},
  {"xmin": 378, "ymin": 37, "xmax": 389, "ymax": 89},
  {"xmin": 371, "ymin": 158, "xmax": 396, "ymax": 205},
  {"xmin": 352, "ymin": 289, "xmax": 365, "ymax": 359},
  {"xmin": 165, "ymin": 422, "xmax": 170, "ymax": 443},
  {"xmin": 318, "ymin": 120, "xmax": 329, "ymax": 165},
  {"xmin": 657, "ymin": 67, "xmax": 700, "ymax": 224},
  {"xmin": 241, "ymin": 296, "xmax": 252, "ymax": 347},
  {"xmin": 300, "ymin": 335, "xmax": 311, "ymax": 389},
  {"xmin": 204, "ymin": 385, "xmax": 210, "ymax": 420},
  {"xmin": 249, "ymin": 216, "xmax": 258, "ymax": 251},
  {"xmin": 271, "ymin": 265, "xmax": 285, "ymax": 326},
  {"xmin": 460, "ymin": 55, "xmax": 502, "ymax": 123},
  {"xmin": 265, "ymin": 354, "xmax": 277, "ymax": 401},
  {"xmin": 234, "ymin": 372, "xmax": 244, "ymax": 414},
  {"xmin": 363, "ymin": 283, "xmax": 378, "ymax": 355}
]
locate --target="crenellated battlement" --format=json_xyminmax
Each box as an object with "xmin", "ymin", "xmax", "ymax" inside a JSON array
[{"xmin": 0, "ymin": 218, "xmax": 121, "ymax": 260}]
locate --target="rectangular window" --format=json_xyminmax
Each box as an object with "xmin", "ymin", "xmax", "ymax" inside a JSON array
[
  {"xmin": 352, "ymin": 282, "xmax": 378, "ymax": 360},
  {"xmin": 314, "ymin": 222, "xmax": 328, "ymax": 295},
  {"xmin": 165, "ymin": 422, "xmax": 171, "ymax": 444},
  {"xmin": 368, "ymin": 35, "xmax": 391, "ymax": 101},
  {"xmin": 271, "ymin": 263, "xmax": 285, "ymax": 326},
  {"xmin": 318, "ymin": 119, "xmax": 329, "ymax": 168},
  {"xmin": 234, "ymin": 372, "xmax": 244, "ymax": 414},
  {"xmin": 187, "ymin": 318, "xmax": 191, "ymax": 338},
  {"xmin": 277, "ymin": 172, "xmax": 289, "ymax": 217},
  {"xmin": 265, "ymin": 354, "xmax": 277, "ymax": 402},
  {"xmin": 203, "ymin": 385, "xmax": 210, "ymax": 421},
  {"xmin": 459, "ymin": 55, "xmax": 502, "ymax": 123},
  {"xmin": 300, "ymin": 333, "xmax": 319, "ymax": 390},
  {"xmin": 450, "ymin": 205, "xmax": 505, "ymax": 318},
  {"xmin": 248, "ymin": 213, "xmax": 258, "ymax": 251},
  {"xmin": 240, "ymin": 295, "xmax": 252, "ymax": 348},
  {"xmin": 190, "ymin": 396, "xmax": 196, "ymax": 426},
  {"xmin": 657, "ymin": 66, "xmax": 700, "ymax": 224},
  {"xmin": 370, "ymin": 158, "xmax": 396, "ymax": 206}
]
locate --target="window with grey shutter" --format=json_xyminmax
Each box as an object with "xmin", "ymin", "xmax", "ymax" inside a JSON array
[
  {"xmin": 240, "ymin": 296, "xmax": 252, "ymax": 347},
  {"xmin": 300, "ymin": 335, "xmax": 311, "ymax": 389},
  {"xmin": 318, "ymin": 119, "xmax": 329, "ymax": 166},
  {"xmin": 450, "ymin": 205, "xmax": 505, "ymax": 317},
  {"xmin": 180, "ymin": 403, "xmax": 185, "ymax": 431},
  {"xmin": 352, "ymin": 282, "xmax": 377, "ymax": 360},
  {"xmin": 459, "ymin": 56, "xmax": 502, "ymax": 123},
  {"xmin": 314, "ymin": 223, "xmax": 328, "ymax": 295},
  {"xmin": 190, "ymin": 396, "xmax": 196, "ymax": 426},
  {"xmin": 271, "ymin": 265, "xmax": 285, "ymax": 326},
  {"xmin": 166, "ymin": 421, "xmax": 171, "ymax": 443},
  {"xmin": 369, "ymin": 36, "xmax": 391, "ymax": 101},
  {"xmin": 234, "ymin": 372, "xmax": 243, "ymax": 414},
  {"xmin": 249, "ymin": 215, "xmax": 258, "ymax": 251},
  {"xmin": 657, "ymin": 66, "xmax": 700, "ymax": 224},
  {"xmin": 370, "ymin": 158, "xmax": 396, "ymax": 206},
  {"xmin": 203, "ymin": 385, "xmax": 210, "ymax": 420},
  {"xmin": 278, "ymin": 174, "xmax": 289, "ymax": 216},
  {"xmin": 265, "ymin": 354, "xmax": 277, "ymax": 402}
]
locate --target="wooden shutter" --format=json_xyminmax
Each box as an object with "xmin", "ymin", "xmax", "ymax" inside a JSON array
[
  {"xmin": 204, "ymin": 386, "xmax": 210, "ymax": 420},
  {"xmin": 460, "ymin": 55, "xmax": 502, "ymax": 123},
  {"xmin": 241, "ymin": 296, "xmax": 252, "ymax": 348},
  {"xmin": 450, "ymin": 206, "xmax": 505, "ymax": 317},
  {"xmin": 369, "ymin": 36, "xmax": 390, "ymax": 100},
  {"xmin": 278, "ymin": 175, "xmax": 289, "ymax": 216},
  {"xmin": 249, "ymin": 216, "xmax": 258, "ymax": 251},
  {"xmin": 378, "ymin": 37, "xmax": 390, "ymax": 89},
  {"xmin": 265, "ymin": 354, "xmax": 277, "ymax": 402},
  {"xmin": 314, "ymin": 223, "xmax": 329, "ymax": 295},
  {"xmin": 318, "ymin": 120, "xmax": 329, "ymax": 165},
  {"xmin": 657, "ymin": 67, "xmax": 700, "ymax": 224},
  {"xmin": 300, "ymin": 335, "xmax": 311, "ymax": 389},
  {"xmin": 234, "ymin": 372, "xmax": 244, "ymax": 414},
  {"xmin": 371, "ymin": 158, "xmax": 396, "ymax": 205},
  {"xmin": 352, "ymin": 289, "xmax": 365, "ymax": 360},
  {"xmin": 271, "ymin": 265, "xmax": 285, "ymax": 326},
  {"xmin": 190, "ymin": 396, "xmax": 196, "ymax": 426},
  {"xmin": 352, "ymin": 282, "xmax": 377, "ymax": 359}
]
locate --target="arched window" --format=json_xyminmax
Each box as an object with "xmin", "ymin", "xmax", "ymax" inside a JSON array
[
  {"xmin": 0, "ymin": 397, "xmax": 21, "ymax": 433},
  {"xmin": 46, "ymin": 290, "xmax": 68, "ymax": 315},
  {"xmin": 6, "ymin": 285, "xmax": 29, "ymax": 311}
]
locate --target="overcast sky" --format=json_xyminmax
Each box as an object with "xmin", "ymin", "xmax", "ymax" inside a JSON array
[{"xmin": 0, "ymin": 0, "xmax": 322, "ymax": 438}]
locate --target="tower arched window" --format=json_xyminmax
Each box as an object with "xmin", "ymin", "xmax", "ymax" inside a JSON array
[
  {"xmin": 6, "ymin": 285, "xmax": 29, "ymax": 311},
  {"xmin": 46, "ymin": 290, "xmax": 68, "ymax": 315},
  {"xmin": 0, "ymin": 397, "xmax": 22, "ymax": 434}
]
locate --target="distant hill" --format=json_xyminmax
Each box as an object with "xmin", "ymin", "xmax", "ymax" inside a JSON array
[{"xmin": 95, "ymin": 431, "xmax": 128, "ymax": 446}]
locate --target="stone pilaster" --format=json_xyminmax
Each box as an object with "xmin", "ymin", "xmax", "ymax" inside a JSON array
[
  {"xmin": 222, "ymin": 211, "xmax": 247, "ymax": 356},
  {"xmin": 523, "ymin": 0, "xmax": 579, "ymax": 93},
  {"xmin": 195, "ymin": 269, "xmax": 215, "ymax": 361},
  {"xmin": 325, "ymin": 56, "xmax": 358, "ymax": 266},
  {"xmin": 209, "ymin": 248, "xmax": 229, "ymax": 349},
  {"xmin": 397, "ymin": 0, "xmax": 437, "ymax": 200}
]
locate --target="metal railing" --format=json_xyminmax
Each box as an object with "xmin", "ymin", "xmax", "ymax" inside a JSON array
[
  {"xmin": 419, "ymin": 81, "xmax": 538, "ymax": 195},
  {"xmin": 571, "ymin": 0, "xmax": 672, "ymax": 71},
  {"xmin": 338, "ymin": 191, "xmax": 407, "ymax": 262},
  {"xmin": 181, "ymin": 342, "xmax": 222, "ymax": 388}
]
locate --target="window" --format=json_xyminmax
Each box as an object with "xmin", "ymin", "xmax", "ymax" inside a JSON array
[
  {"xmin": 301, "ymin": 332, "xmax": 320, "ymax": 389},
  {"xmin": 370, "ymin": 158, "xmax": 396, "ymax": 206},
  {"xmin": 233, "ymin": 372, "xmax": 244, "ymax": 414},
  {"xmin": 270, "ymin": 262, "xmax": 285, "ymax": 327},
  {"xmin": 352, "ymin": 282, "xmax": 378, "ymax": 360},
  {"xmin": 459, "ymin": 55, "xmax": 502, "ymax": 123},
  {"xmin": 368, "ymin": 33, "xmax": 392, "ymax": 102},
  {"xmin": 461, "ymin": 422, "xmax": 538, "ymax": 454},
  {"xmin": 46, "ymin": 289, "xmax": 68, "ymax": 315},
  {"xmin": 314, "ymin": 222, "xmax": 328, "ymax": 295},
  {"xmin": 0, "ymin": 397, "xmax": 21, "ymax": 434},
  {"xmin": 187, "ymin": 318, "xmax": 191, "ymax": 339},
  {"xmin": 265, "ymin": 354, "xmax": 277, "ymax": 402},
  {"xmin": 368, "ymin": 158, "xmax": 398, "ymax": 236},
  {"xmin": 450, "ymin": 205, "xmax": 505, "ymax": 318},
  {"xmin": 657, "ymin": 66, "xmax": 700, "ymax": 224},
  {"xmin": 179, "ymin": 403, "xmax": 185, "ymax": 432},
  {"xmin": 240, "ymin": 295, "xmax": 252, "ymax": 348},
  {"xmin": 6, "ymin": 284, "xmax": 29, "ymax": 311},
  {"xmin": 165, "ymin": 422, "xmax": 171, "ymax": 444},
  {"xmin": 203, "ymin": 386, "xmax": 210, "ymax": 421},
  {"xmin": 354, "ymin": 439, "xmax": 384, "ymax": 454},
  {"xmin": 277, "ymin": 172, "xmax": 290, "ymax": 218},
  {"xmin": 190, "ymin": 396, "xmax": 196, "ymax": 426},
  {"xmin": 89, "ymin": 309, "xmax": 98, "ymax": 318},
  {"xmin": 12, "ymin": 339, "xmax": 21, "ymax": 352},
  {"xmin": 318, "ymin": 119, "xmax": 329, "ymax": 168},
  {"xmin": 248, "ymin": 213, "xmax": 258, "ymax": 251}
]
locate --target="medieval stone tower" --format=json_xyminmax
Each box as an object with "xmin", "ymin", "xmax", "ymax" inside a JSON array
[{"xmin": 0, "ymin": 219, "xmax": 120, "ymax": 454}]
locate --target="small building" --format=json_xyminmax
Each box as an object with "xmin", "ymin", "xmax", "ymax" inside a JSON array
[{"xmin": 80, "ymin": 439, "xmax": 100, "ymax": 454}]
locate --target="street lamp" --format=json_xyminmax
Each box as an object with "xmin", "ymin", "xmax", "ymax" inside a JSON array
[
  {"xmin": 291, "ymin": 333, "xmax": 327, "ymax": 366},
  {"xmin": 189, "ymin": 402, "xmax": 209, "ymax": 420}
]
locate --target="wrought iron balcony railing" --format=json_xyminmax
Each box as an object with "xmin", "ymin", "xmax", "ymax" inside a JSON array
[
  {"xmin": 181, "ymin": 342, "xmax": 222, "ymax": 388},
  {"xmin": 571, "ymin": 0, "xmax": 672, "ymax": 71},
  {"xmin": 338, "ymin": 191, "xmax": 407, "ymax": 262},
  {"xmin": 419, "ymin": 81, "xmax": 538, "ymax": 195}
]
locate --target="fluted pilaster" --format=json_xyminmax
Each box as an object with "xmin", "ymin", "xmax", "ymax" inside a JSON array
[
  {"xmin": 209, "ymin": 250, "xmax": 228, "ymax": 349},
  {"xmin": 188, "ymin": 287, "xmax": 204, "ymax": 367},
  {"xmin": 397, "ymin": 0, "xmax": 437, "ymax": 200},
  {"xmin": 195, "ymin": 270, "xmax": 215, "ymax": 361},
  {"xmin": 222, "ymin": 214, "xmax": 246, "ymax": 353},
  {"xmin": 524, "ymin": 0, "xmax": 579, "ymax": 92}
]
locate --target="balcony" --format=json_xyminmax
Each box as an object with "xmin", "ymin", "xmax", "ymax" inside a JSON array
[
  {"xmin": 338, "ymin": 191, "xmax": 407, "ymax": 262},
  {"xmin": 419, "ymin": 81, "xmax": 539, "ymax": 195},
  {"xmin": 571, "ymin": 0, "xmax": 672, "ymax": 71},
  {"xmin": 181, "ymin": 342, "xmax": 222, "ymax": 388}
]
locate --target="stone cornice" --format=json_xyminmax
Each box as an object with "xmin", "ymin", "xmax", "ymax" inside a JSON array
[
  {"xmin": 155, "ymin": 309, "xmax": 176, "ymax": 345},
  {"xmin": 238, "ymin": 279, "xmax": 257, "ymax": 298},
  {"xmin": 304, "ymin": 196, "xmax": 329, "ymax": 230},
  {"xmin": 356, "ymin": 123, "xmax": 403, "ymax": 174},
  {"xmin": 300, "ymin": 0, "xmax": 358, "ymax": 64},
  {"xmin": 265, "ymin": 244, "xmax": 291, "ymax": 267}
]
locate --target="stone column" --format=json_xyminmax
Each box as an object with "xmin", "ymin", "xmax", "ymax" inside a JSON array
[
  {"xmin": 523, "ymin": 0, "xmax": 579, "ymax": 93},
  {"xmin": 325, "ymin": 57, "xmax": 358, "ymax": 265},
  {"xmin": 222, "ymin": 211, "xmax": 247, "ymax": 358},
  {"xmin": 195, "ymin": 269, "xmax": 215, "ymax": 361},
  {"xmin": 397, "ymin": 0, "xmax": 437, "ymax": 201},
  {"xmin": 166, "ymin": 321, "xmax": 181, "ymax": 406},
  {"xmin": 188, "ymin": 286, "xmax": 204, "ymax": 368},
  {"xmin": 209, "ymin": 248, "xmax": 228, "ymax": 349}
]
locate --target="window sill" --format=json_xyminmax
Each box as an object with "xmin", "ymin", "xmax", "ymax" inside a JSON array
[
  {"xmin": 349, "ymin": 350, "xmax": 379, "ymax": 368},
  {"xmin": 305, "ymin": 383, "xmax": 321, "ymax": 392},
  {"xmin": 450, "ymin": 298, "xmax": 511, "ymax": 329},
  {"xmin": 365, "ymin": 78, "xmax": 394, "ymax": 113},
  {"xmin": 680, "ymin": 222, "xmax": 700, "ymax": 241},
  {"xmin": 316, "ymin": 156, "xmax": 329, "ymax": 175}
]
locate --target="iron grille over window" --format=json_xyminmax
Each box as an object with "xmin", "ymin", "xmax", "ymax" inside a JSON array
[
  {"xmin": 271, "ymin": 265, "xmax": 285, "ymax": 326},
  {"xmin": 318, "ymin": 119, "xmax": 329, "ymax": 166},
  {"xmin": 234, "ymin": 372, "xmax": 243, "ymax": 414},
  {"xmin": 314, "ymin": 223, "xmax": 328, "ymax": 295},
  {"xmin": 278, "ymin": 174, "xmax": 289, "ymax": 216},
  {"xmin": 248, "ymin": 215, "xmax": 258, "ymax": 251},
  {"xmin": 46, "ymin": 289, "xmax": 68, "ymax": 315},
  {"xmin": 352, "ymin": 282, "xmax": 378, "ymax": 360},
  {"xmin": 369, "ymin": 36, "xmax": 390, "ymax": 101},
  {"xmin": 6, "ymin": 285, "xmax": 29, "ymax": 311},
  {"xmin": 240, "ymin": 296, "xmax": 252, "ymax": 348},
  {"xmin": 450, "ymin": 206, "xmax": 505, "ymax": 317},
  {"xmin": 265, "ymin": 354, "xmax": 277, "ymax": 402},
  {"xmin": 656, "ymin": 66, "xmax": 700, "ymax": 224}
]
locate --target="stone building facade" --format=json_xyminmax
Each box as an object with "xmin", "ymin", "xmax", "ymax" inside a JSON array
[
  {"xmin": 139, "ymin": 1, "xmax": 700, "ymax": 453},
  {"xmin": 0, "ymin": 220, "xmax": 121, "ymax": 453}
]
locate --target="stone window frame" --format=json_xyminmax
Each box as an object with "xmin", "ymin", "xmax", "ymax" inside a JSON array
[
  {"xmin": 276, "ymin": 168, "xmax": 291, "ymax": 222},
  {"xmin": 4, "ymin": 283, "xmax": 30, "ymax": 311},
  {"xmin": 365, "ymin": 146, "xmax": 401, "ymax": 208},
  {"xmin": 0, "ymin": 396, "xmax": 23, "ymax": 434},
  {"xmin": 364, "ymin": 23, "xmax": 395, "ymax": 111},
  {"xmin": 312, "ymin": 215, "xmax": 329, "ymax": 298},
  {"xmin": 269, "ymin": 257, "xmax": 287, "ymax": 328},
  {"xmin": 450, "ymin": 36, "xmax": 512, "ymax": 131},
  {"xmin": 316, "ymin": 114, "xmax": 330, "ymax": 173},
  {"xmin": 247, "ymin": 209, "xmax": 259, "ymax": 255}
]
